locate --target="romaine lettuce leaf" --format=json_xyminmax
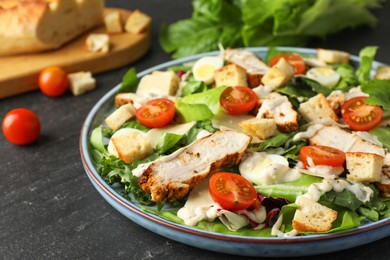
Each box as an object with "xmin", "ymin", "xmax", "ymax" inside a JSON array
[
  {"xmin": 118, "ymin": 67, "xmax": 139, "ymax": 93},
  {"xmin": 175, "ymin": 100, "xmax": 214, "ymax": 122},
  {"xmin": 156, "ymin": 133, "xmax": 184, "ymax": 154},
  {"xmin": 361, "ymin": 79, "xmax": 390, "ymax": 110},
  {"xmin": 90, "ymin": 126, "xmax": 107, "ymax": 154},
  {"xmin": 255, "ymin": 174, "xmax": 323, "ymax": 203},
  {"xmin": 181, "ymin": 80, "xmax": 208, "ymax": 97},
  {"xmin": 356, "ymin": 46, "xmax": 378, "ymax": 84},
  {"xmin": 182, "ymin": 86, "xmax": 227, "ymax": 114},
  {"xmin": 369, "ymin": 126, "xmax": 390, "ymax": 150},
  {"xmin": 160, "ymin": 0, "xmax": 383, "ymax": 58}
]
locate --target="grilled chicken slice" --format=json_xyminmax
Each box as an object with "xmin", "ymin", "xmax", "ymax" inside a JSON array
[
  {"xmin": 309, "ymin": 125, "xmax": 385, "ymax": 157},
  {"xmin": 224, "ymin": 49, "xmax": 269, "ymax": 75},
  {"xmin": 256, "ymin": 92, "xmax": 299, "ymax": 132},
  {"xmin": 138, "ymin": 130, "xmax": 251, "ymax": 202}
]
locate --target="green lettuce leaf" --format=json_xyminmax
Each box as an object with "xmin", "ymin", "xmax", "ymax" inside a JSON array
[
  {"xmin": 182, "ymin": 86, "xmax": 227, "ymax": 114},
  {"xmin": 156, "ymin": 133, "xmax": 184, "ymax": 154},
  {"xmin": 369, "ymin": 126, "xmax": 390, "ymax": 150},
  {"xmin": 334, "ymin": 63, "xmax": 359, "ymax": 91},
  {"xmin": 160, "ymin": 0, "xmax": 383, "ymax": 58},
  {"xmin": 356, "ymin": 46, "xmax": 378, "ymax": 84},
  {"xmin": 90, "ymin": 126, "xmax": 107, "ymax": 154},
  {"xmin": 175, "ymin": 99, "xmax": 214, "ymax": 122},
  {"xmin": 255, "ymin": 174, "xmax": 323, "ymax": 203},
  {"xmin": 361, "ymin": 79, "xmax": 390, "ymax": 110},
  {"xmin": 181, "ymin": 80, "xmax": 208, "ymax": 97},
  {"xmin": 118, "ymin": 67, "xmax": 139, "ymax": 93}
]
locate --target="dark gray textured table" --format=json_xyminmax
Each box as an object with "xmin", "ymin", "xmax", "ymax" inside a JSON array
[{"xmin": 1, "ymin": 0, "xmax": 390, "ymax": 259}]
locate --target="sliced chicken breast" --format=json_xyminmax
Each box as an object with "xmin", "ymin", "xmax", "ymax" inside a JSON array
[
  {"xmin": 224, "ymin": 49, "xmax": 269, "ymax": 75},
  {"xmin": 309, "ymin": 125, "xmax": 385, "ymax": 157},
  {"xmin": 256, "ymin": 92, "xmax": 299, "ymax": 132},
  {"xmin": 138, "ymin": 131, "xmax": 251, "ymax": 202}
]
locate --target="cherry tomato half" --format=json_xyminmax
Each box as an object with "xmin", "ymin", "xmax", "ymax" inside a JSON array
[
  {"xmin": 300, "ymin": 145, "xmax": 346, "ymax": 168},
  {"xmin": 269, "ymin": 53, "xmax": 306, "ymax": 75},
  {"xmin": 341, "ymin": 96, "xmax": 383, "ymax": 131},
  {"xmin": 220, "ymin": 86, "xmax": 258, "ymax": 115},
  {"xmin": 136, "ymin": 98, "xmax": 176, "ymax": 128},
  {"xmin": 38, "ymin": 66, "xmax": 69, "ymax": 97},
  {"xmin": 2, "ymin": 108, "xmax": 41, "ymax": 145},
  {"xmin": 209, "ymin": 172, "xmax": 258, "ymax": 211}
]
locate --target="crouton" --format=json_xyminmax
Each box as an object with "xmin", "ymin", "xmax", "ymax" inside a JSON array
[
  {"xmin": 111, "ymin": 130, "xmax": 153, "ymax": 164},
  {"xmin": 85, "ymin": 33, "xmax": 109, "ymax": 53},
  {"xmin": 261, "ymin": 58, "xmax": 295, "ymax": 90},
  {"xmin": 125, "ymin": 9, "xmax": 151, "ymax": 34},
  {"xmin": 114, "ymin": 93, "xmax": 136, "ymax": 107},
  {"xmin": 136, "ymin": 71, "xmax": 180, "ymax": 96},
  {"xmin": 346, "ymin": 152, "xmax": 384, "ymax": 182},
  {"xmin": 317, "ymin": 48, "xmax": 349, "ymax": 64},
  {"xmin": 375, "ymin": 66, "xmax": 390, "ymax": 80},
  {"xmin": 104, "ymin": 11, "xmax": 123, "ymax": 33},
  {"xmin": 293, "ymin": 196, "xmax": 337, "ymax": 233},
  {"xmin": 214, "ymin": 64, "xmax": 248, "ymax": 87},
  {"xmin": 239, "ymin": 118, "xmax": 277, "ymax": 140},
  {"xmin": 105, "ymin": 103, "xmax": 136, "ymax": 131},
  {"xmin": 68, "ymin": 71, "xmax": 96, "ymax": 96},
  {"xmin": 299, "ymin": 93, "xmax": 338, "ymax": 123}
]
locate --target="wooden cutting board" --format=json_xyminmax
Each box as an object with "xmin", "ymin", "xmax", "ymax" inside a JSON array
[{"xmin": 0, "ymin": 8, "xmax": 151, "ymax": 99}]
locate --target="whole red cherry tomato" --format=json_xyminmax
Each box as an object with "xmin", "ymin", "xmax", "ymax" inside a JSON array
[
  {"xmin": 38, "ymin": 66, "xmax": 69, "ymax": 97},
  {"xmin": 2, "ymin": 108, "xmax": 41, "ymax": 145}
]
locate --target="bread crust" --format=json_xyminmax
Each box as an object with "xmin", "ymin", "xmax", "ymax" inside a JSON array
[{"xmin": 0, "ymin": 0, "xmax": 104, "ymax": 56}]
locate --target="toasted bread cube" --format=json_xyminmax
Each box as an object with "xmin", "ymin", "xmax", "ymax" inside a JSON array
[
  {"xmin": 105, "ymin": 103, "xmax": 136, "ymax": 131},
  {"xmin": 125, "ymin": 9, "xmax": 151, "ymax": 34},
  {"xmin": 375, "ymin": 66, "xmax": 390, "ymax": 80},
  {"xmin": 214, "ymin": 64, "xmax": 248, "ymax": 87},
  {"xmin": 239, "ymin": 118, "xmax": 277, "ymax": 140},
  {"xmin": 104, "ymin": 11, "xmax": 123, "ymax": 33},
  {"xmin": 68, "ymin": 71, "xmax": 96, "ymax": 96},
  {"xmin": 346, "ymin": 152, "xmax": 384, "ymax": 182},
  {"xmin": 293, "ymin": 197, "xmax": 337, "ymax": 233},
  {"xmin": 114, "ymin": 93, "xmax": 136, "ymax": 107},
  {"xmin": 317, "ymin": 48, "xmax": 349, "ymax": 64},
  {"xmin": 85, "ymin": 33, "xmax": 110, "ymax": 53},
  {"xmin": 136, "ymin": 71, "xmax": 179, "ymax": 96},
  {"xmin": 111, "ymin": 131, "xmax": 153, "ymax": 164},
  {"xmin": 299, "ymin": 93, "xmax": 338, "ymax": 123},
  {"xmin": 261, "ymin": 58, "xmax": 295, "ymax": 89}
]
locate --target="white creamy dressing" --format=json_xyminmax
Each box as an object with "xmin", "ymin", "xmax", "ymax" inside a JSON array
[
  {"xmin": 177, "ymin": 180, "xmax": 219, "ymax": 226},
  {"xmin": 292, "ymin": 124, "xmax": 324, "ymax": 141},
  {"xmin": 271, "ymin": 214, "xmax": 298, "ymax": 237},
  {"xmin": 296, "ymin": 179, "xmax": 373, "ymax": 206},
  {"xmin": 217, "ymin": 207, "xmax": 267, "ymax": 231},
  {"xmin": 239, "ymin": 152, "xmax": 301, "ymax": 185},
  {"xmin": 301, "ymin": 157, "xmax": 344, "ymax": 179}
]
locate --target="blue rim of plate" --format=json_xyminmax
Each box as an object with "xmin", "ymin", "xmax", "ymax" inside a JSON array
[{"xmin": 80, "ymin": 47, "xmax": 390, "ymax": 257}]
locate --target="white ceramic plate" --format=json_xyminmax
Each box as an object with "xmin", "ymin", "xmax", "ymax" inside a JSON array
[{"xmin": 80, "ymin": 47, "xmax": 390, "ymax": 257}]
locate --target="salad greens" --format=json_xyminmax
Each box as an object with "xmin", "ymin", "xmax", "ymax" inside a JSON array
[
  {"xmin": 89, "ymin": 45, "xmax": 390, "ymax": 238},
  {"xmin": 160, "ymin": 0, "xmax": 383, "ymax": 58}
]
